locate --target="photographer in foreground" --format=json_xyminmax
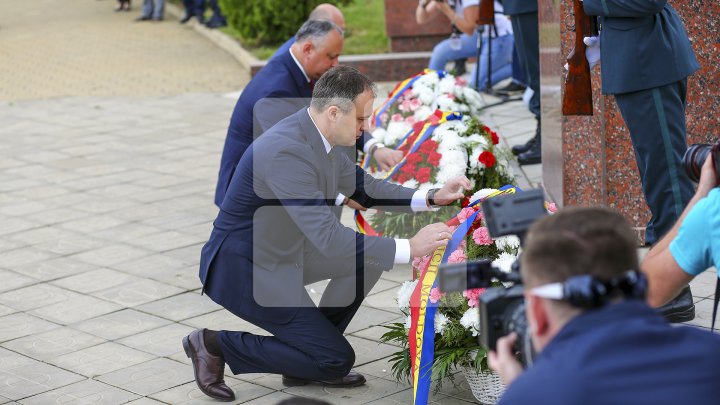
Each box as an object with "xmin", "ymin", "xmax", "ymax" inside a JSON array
[
  {"xmin": 489, "ymin": 207, "xmax": 720, "ymax": 404},
  {"xmin": 643, "ymin": 153, "xmax": 720, "ymax": 307}
]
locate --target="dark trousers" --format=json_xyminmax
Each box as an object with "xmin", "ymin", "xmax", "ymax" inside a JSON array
[
  {"xmin": 614, "ymin": 79, "xmax": 694, "ymax": 244},
  {"xmin": 217, "ymin": 247, "xmax": 385, "ymax": 380},
  {"xmin": 509, "ymin": 12, "xmax": 540, "ymax": 117},
  {"xmin": 511, "ymin": 45, "xmax": 526, "ymax": 86},
  {"xmin": 193, "ymin": 0, "xmax": 225, "ymax": 22}
]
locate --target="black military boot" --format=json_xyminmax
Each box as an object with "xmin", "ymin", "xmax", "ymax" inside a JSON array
[
  {"xmin": 512, "ymin": 116, "xmax": 540, "ymax": 156},
  {"xmin": 517, "ymin": 118, "xmax": 542, "ymax": 165}
]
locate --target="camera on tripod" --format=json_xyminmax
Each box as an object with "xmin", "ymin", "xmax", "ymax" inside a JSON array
[{"xmin": 439, "ymin": 188, "xmax": 548, "ymax": 365}]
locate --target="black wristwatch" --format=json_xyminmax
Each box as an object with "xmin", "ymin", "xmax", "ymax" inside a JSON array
[{"xmin": 427, "ymin": 188, "xmax": 439, "ymax": 207}]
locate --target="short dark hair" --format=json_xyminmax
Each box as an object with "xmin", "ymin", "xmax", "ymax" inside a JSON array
[
  {"xmin": 295, "ymin": 19, "xmax": 343, "ymax": 44},
  {"xmin": 310, "ymin": 66, "xmax": 376, "ymax": 113},
  {"xmin": 521, "ymin": 207, "xmax": 639, "ymax": 288}
]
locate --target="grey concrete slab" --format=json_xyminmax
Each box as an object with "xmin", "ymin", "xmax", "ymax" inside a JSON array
[
  {"xmin": 134, "ymin": 292, "xmax": 221, "ymax": 322},
  {"xmin": 13, "ymin": 257, "xmax": 97, "ymax": 281},
  {"xmin": 49, "ymin": 341, "xmax": 156, "ymax": 378},
  {"xmin": 150, "ymin": 379, "xmax": 273, "ymax": 404},
  {"xmin": 29, "ymin": 295, "xmax": 122, "ymax": 325},
  {"xmin": 19, "ymin": 379, "xmax": 139, "ymax": 405},
  {"xmin": 96, "ymin": 358, "xmax": 193, "ymax": 396},
  {"xmin": 0, "ymin": 313, "xmax": 59, "ymax": 343},
  {"xmin": 72, "ymin": 309, "xmax": 172, "ymax": 341},
  {"xmin": 51, "ymin": 269, "xmax": 142, "ymax": 294},
  {"xmin": 3, "ymin": 327, "xmax": 105, "ymax": 362},
  {"xmin": 90, "ymin": 279, "xmax": 183, "ymax": 307},
  {"xmin": 283, "ymin": 375, "xmax": 406, "ymax": 405},
  {"xmin": 117, "ymin": 323, "xmax": 195, "ymax": 357},
  {"xmin": 0, "ymin": 284, "xmax": 80, "ymax": 312}
]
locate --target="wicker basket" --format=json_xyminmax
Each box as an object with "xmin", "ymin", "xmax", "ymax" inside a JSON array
[{"xmin": 461, "ymin": 368, "xmax": 505, "ymax": 404}]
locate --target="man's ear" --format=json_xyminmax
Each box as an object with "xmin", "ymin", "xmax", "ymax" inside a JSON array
[
  {"xmin": 528, "ymin": 295, "xmax": 550, "ymax": 337},
  {"xmin": 327, "ymin": 105, "xmax": 340, "ymax": 122},
  {"xmin": 301, "ymin": 41, "xmax": 314, "ymax": 57}
]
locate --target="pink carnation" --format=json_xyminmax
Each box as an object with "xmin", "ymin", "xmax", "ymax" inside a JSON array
[
  {"xmin": 463, "ymin": 288, "xmax": 486, "ymax": 308},
  {"xmin": 456, "ymin": 207, "xmax": 476, "ymax": 223},
  {"xmin": 402, "ymin": 89, "xmax": 413, "ymax": 98},
  {"xmin": 429, "ymin": 287, "xmax": 446, "ymax": 304},
  {"xmin": 448, "ymin": 248, "xmax": 467, "ymax": 264},
  {"xmin": 410, "ymin": 97, "xmax": 422, "ymax": 110},
  {"xmin": 472, "ymin": 227, "xmax": 493, "ymax": 246},
  {"xmin": 412, "ymin": 255, "xmax": 430, "ymax": 271},
  {"xmin": 447, "ymin": 93, "xmax": 456, "ymax": 100},
  {"xmin": 455, "ymin": 77, "xmax": 468, "ymax": 87},
  {"xmin": 399, "ymin": 99, "xmax": 412, "ymax": 112},
  {"xmin": 379, "ymin": 112, "xmax": 389, "ymax": 124},
  {"xmin": 405, "ymin": 116, "xmax": 417, "ymax": 125},
  {"xmin": 547, "ymin": 202, "xmax": 558, "ymax": 213},
  {"xmin": 391, "ymin": 113, "xmax": 403, "ymax": 122}
]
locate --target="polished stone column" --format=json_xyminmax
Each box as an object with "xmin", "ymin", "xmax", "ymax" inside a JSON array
[{"xmin": 541, "ymin": 0, "xmax": 719, "ymax": 239}]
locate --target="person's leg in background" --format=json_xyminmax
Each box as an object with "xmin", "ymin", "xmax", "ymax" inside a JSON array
[
  {"xmin": 508, "ymin": 11, "xmax": 541, "ymax": 165},
  {"xmin": 428, "ymin": 30, "xmax": 479, "ymax": 72},
  {"xmin": 151, "ymin": 0, "xmax": 164, "ymax": 20},
  {"xmin": 495, "ymin": 43, "xmax": 527, "ymax": 95},
  {"xmin": 205, "ymin": 0, "xmax": 227, "ymax": 28},
  {"xmin": 470, "ymin": 34, "xmax": 513, "ymax": 91},
  {"xmin": 179, "ymin": 0, "xmax": 195, "ymax": 23},
  {"xmin": 136, "ymin": 0, "xmax": 152, "ymax": 20}
]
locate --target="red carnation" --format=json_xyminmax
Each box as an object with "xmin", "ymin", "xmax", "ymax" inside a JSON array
[
  {"xmin": 401, "ymin": 163, "xmax": 417, "ymax": 175},
  {"xmin": 461, "ymin": 196, "xmax": 471, "ymax": 208},
  {"xmin": 427, "ymin": 151, "xmax": 442, "ymax": 166},
  {"xmin": 419, "ymin": 140, "xmax": 438, "ymax": 154},
  {"xmin": 396, "ymin": 172, "xmax": 410, "ymax": 184},
  {"xmin": 478, "ymin": 151, "xmax": 496, "ymax": 168},
  {"xmin": 416, "ymin": 167, "xmax": 431, "ymax": 183},
  {"xmin": 406, "ymin": 153, "xmax": 423, "ymax": 165},
  {"xmin": 491, "ymin": 131, "xmax": 499, "ymax": 145}
]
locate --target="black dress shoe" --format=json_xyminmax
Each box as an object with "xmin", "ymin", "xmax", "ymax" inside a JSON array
[
  {"xmin": 179, "ymin": 14, "xmax": 193, "ymax": 23},
  {"xmin": 511, "ymin": 137, "xmax": 536, "ymax": 156},
  {"xmin": 657, "ymin": 286, "xmax": 695, "ymax": 323},
  {"xmin": 494, "ymin": 81, "xmax": 526, "ymax": 96},
  {"xmin": 135, "ymin": 16, "xmax": 151, "ymax": 21},
  {"xmin": 206, "ymin": 19, "xmax": 227, "ymax": 28},
  {"xmin": 282, "ymin": 370, "xmax": 367, "ymax": 388},
  {"xmin": 518, "ymin": 141, "xmax": 542, "ymax": 165},
  {"xmin": 182, "ymin": 329, "xmax": 235, "ymax": 401}
]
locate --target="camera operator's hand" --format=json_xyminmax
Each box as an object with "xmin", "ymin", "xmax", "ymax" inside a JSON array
[
  {"xmin": 345, "ymin": 198, "xmax": 367, "ymax": 211},
  {"xmin": 373, "ymin": 147, "xmax": 403, "ymax": 171},
  {"xmin": 433, "ymin": 176, "xmax": 472, "ymax": 206},
  {"xmin": 696, "ymin": 154, "xmax": 718, "ymax": 198},
  {"xmin": 489, "ymin": 332, "xmax": 524, "ymax": 386},
  {"xmin": 409, "ymin": 222, "xmax": 452, "ymax": 258}
]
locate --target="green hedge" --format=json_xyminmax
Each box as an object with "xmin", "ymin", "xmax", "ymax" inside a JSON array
[{"xmin": 219, "ymin": 0, "xmax": 353, "ymax": 46}]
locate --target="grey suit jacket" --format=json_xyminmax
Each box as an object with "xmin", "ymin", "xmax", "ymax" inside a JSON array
[
  {"xmin": 200, "ymin": 108, "xmax": 416, "ymax": 322},
  {"xmin": 584, "ymin": 0, "xmax": 699, "ymax": 94}
]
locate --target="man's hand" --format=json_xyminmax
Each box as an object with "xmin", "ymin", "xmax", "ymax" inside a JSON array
[
  {"xmin": 434, "ymin": 176, "xmax": 472, "ymax": 206},
  {"xmin": 345, "ymin": 198, "xmax": 367, "ymax": 211},
  {"xmin": 488, "ymin": 332, "xmax": 524, "ymax": 386},
  {"xmin": 697, "ymin": 153, "xmax": 718, "ymax": 198},
  {"xmin": 409, "ymin": 222, "xmax": 452, "ymax": 258},
  {"xmin": 374, "ymin": 147, "xmax": 403, "ymax": 171},
  {"xmin": 584, "ymin": 36, "xmax": 600, "ymax": 69}
]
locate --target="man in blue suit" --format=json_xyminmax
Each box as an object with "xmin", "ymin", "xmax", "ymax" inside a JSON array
[
  {"xmin": 184, "ymin": 66, "xmax": 470, "ymax": 401},
  {"xmin": 488, "ymin": 207, "xmax": 720, "ymax": 405},
  {"xmin": 502, "ymin": 0, "xmax": 541, "ymax": 165}
]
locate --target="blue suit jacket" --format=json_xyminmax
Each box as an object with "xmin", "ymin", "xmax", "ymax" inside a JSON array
[
  {"xmin": 269, "ymin": 37, "xmax": 295, "ymax": 61},
  {"xmin": 499, "ymin": 301, "xmax": 720, "ymax": 405},
  {"xmin": 201, "ymin": 109, "xmax": 416, "ymax": 324},
  {"xmin": 583, "ymin": 1, "xmax": 699, "ymax": 94},
  {"xmin": 215, "ymin": 50, "xmax": 312, "ymax": 206},
  {"xmin": 502, "ymin": 0, "xmax": 537, "ymax": 15}
]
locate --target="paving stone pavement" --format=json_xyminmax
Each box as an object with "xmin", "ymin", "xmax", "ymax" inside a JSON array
[{"xmin": 0, "ymin": 1, "xmax": 714, "ymax": 404}]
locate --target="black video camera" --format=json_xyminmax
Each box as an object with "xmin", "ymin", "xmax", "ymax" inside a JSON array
[{"xmin": 439, "ymin": 188, "xmax": 547, "ymax": 365}]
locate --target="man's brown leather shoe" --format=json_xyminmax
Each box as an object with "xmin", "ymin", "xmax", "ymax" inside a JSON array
[
  {"xmin": 182, "ymin": 329, "xmax": 235, "ymax": 401},
  {"xmin": 282, "ymin": 370, "xmax": 366, "ymax": 388}
]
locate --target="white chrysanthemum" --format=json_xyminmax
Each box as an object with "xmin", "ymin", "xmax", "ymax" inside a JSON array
[
  {"xmin": 495, "ymin": 235, "xmax": 521, "ymax": 252},
  {"xmin": 436, "ymin": 94, "xmax": 457, "ymax": 112},
  {"xmin": 436, "ymin": 133, "xmax": 464, "ymax": 154},
  {"xmin": 397, "ymin": 280, "xmax": 419, "ymax": 310},
  {"xmin": 404, "ymin": 315, "xmax": 412, "ymax": 330},
  {"xmin": 436, "ymin": 149, "xmax": 468, "ymax": 184},
  {"xmin": 493, "ymin": 252, "xmax": 517, "ymax": 274},
  {"xmin": 385, "ymin": 122, "xmax": 412, "ymax": 146},
  {"xmin": 460, "ymin": 307, "xmax": 480, "ymax": 337},
  {"xmin": 371, "ymin": 128, "xmax": 387, "ymax": 144},
  {"xmin": 438, "ymin": 76, "xmax": 457, "ymax": 94},
  {"xmin": 434, "ymin": 312, "xmax": 450, "ymax": 335},
  {"xmin": 403, "ymin": 179, "xmax": 419, "ymax": 189},
  {"xmin": 414, "ymin": 105, "xmax": 434, "ymax": 121},
  {"xmin": 418, "ymin": 89, "xmax": 435, "ymax": 105},
  {"xmin": 469, "ymin": 188, "xmax": 499, "ymax": 204},
  {"xmin": 462, "ymin": 87, "xmax": 483, "ymax": 110}
]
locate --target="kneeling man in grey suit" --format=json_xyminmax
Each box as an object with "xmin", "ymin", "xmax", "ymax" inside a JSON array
[{"xmin": 184, "ymin": 65, "xmax": 470, "ymax": 401}]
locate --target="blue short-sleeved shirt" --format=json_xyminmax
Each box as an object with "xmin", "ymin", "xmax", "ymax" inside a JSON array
[{"xmin": 669, "ymin": 188, "xmax": 720, "ymax": 276}]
